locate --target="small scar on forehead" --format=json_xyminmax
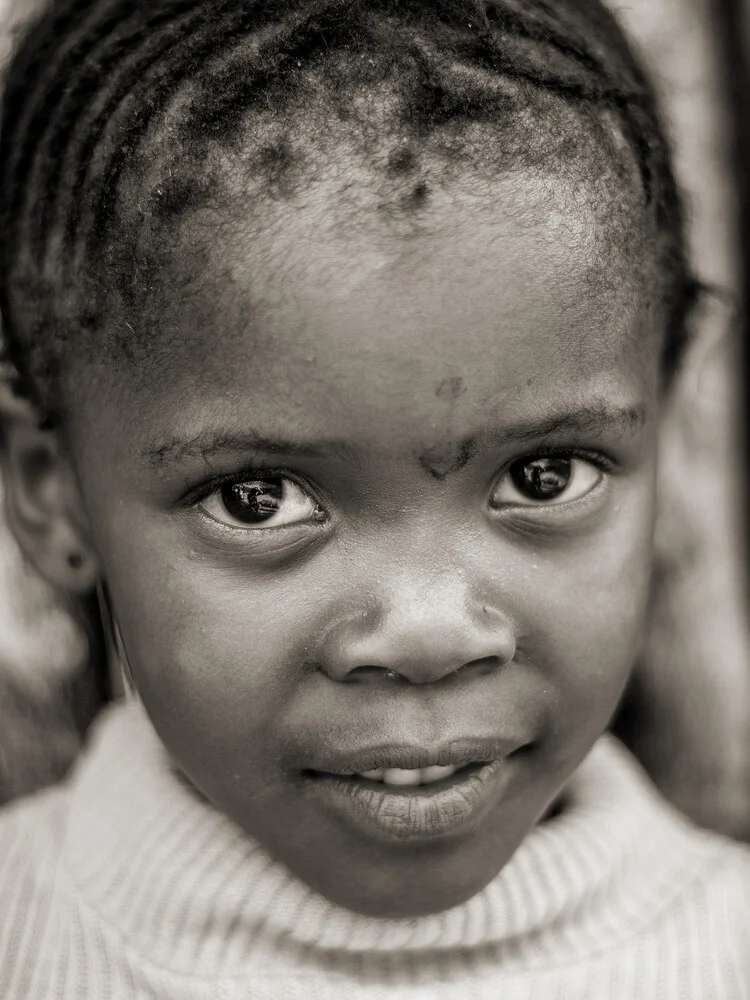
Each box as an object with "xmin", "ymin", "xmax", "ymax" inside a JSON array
[
  {"xmin": 435, "ymin": 376, "xmax": 465, "ymax": 401},
  {"xmin": 419, "ymin": 438, "xmax": 478, "ymax": 481}
]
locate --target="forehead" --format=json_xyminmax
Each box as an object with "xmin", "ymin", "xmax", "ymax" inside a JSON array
[{"xmin": 69, "ymin": 171, "xmax": 658, "ymax": 454}]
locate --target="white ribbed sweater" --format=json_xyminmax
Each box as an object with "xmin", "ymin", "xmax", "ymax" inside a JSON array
[{"xmin": 0, "ymin": 701, "xmax": 748, "ymax": 999}]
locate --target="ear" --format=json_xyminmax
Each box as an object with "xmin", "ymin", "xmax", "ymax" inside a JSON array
[{"xmin": 0, "ymin": 380, "xmax": 100, "ymax": 595}]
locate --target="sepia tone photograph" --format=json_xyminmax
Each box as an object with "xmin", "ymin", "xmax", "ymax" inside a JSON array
[{"xmin": 0, "ymin": 0, "xmax": 748, "ymax": 996}]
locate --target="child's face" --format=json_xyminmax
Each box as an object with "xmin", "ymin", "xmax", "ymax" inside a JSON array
[{"xmin": 64, "ymin": 175, "xmax": 659, "ymax": 917}]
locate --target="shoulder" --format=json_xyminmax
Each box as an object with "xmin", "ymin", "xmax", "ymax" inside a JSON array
[
  {"xmin": 654, "ymin": 828, "xmax": 750, "ymax": 991},
  {"xmin": 684, "ymin": 829, "xmax": 750, "ymax": 920},
  {"xmin": 591, "ymin": 738, "xmax": 750, "ymax": 940},
  {"xmin": 0, "ymin": 785, "xmax": 70, "ymax": 986},
  {"xmin": 631, "ymin": 744, "xmax": 750, "ymax": 918},
  {"xmin": 626, "ymin": 776, "xmax": 750, "ymax": 975},
  {"xmin": 0, "ymin": 781, "xmax": 70, "ymax": 895},
  {"xmin": 0, "ymin": 781, "xmax": 67, "ymax": 860},
  {"xmin": 0, "ymin": 778, "xmax": 68, "ymax": 853},
  {"xmin": 590, "ymin": 740, "xmax": 750, "ymax": 991}
]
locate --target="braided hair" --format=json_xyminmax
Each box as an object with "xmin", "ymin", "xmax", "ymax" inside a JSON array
[{"xmin": 0, "ymin": 0, "xmax": 697, "ymax": 421}]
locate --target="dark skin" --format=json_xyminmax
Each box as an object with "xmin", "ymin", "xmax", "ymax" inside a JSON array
[{"xmin": 2, "ymin": 174, "xmax": 662, "ymax": 918}]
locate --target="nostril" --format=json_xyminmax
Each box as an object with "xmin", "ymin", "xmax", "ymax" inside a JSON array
[
  {"xmin": 342, "ymin": 658, "xmax": 505, "ymax": 685},
  {"xmin": 456, "ymin": 656, "xmax": 505, "ymax": 678},
  {"xmin": 345, "ymin": 665, "xmax": 405, "ymax": 684}
]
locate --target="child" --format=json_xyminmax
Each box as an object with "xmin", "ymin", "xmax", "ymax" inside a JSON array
[{"xmin": 0, "ymin": 0, "xmax": 747, "ymax": 996}]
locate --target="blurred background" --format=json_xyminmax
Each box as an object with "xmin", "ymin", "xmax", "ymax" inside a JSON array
[{"xmin": 0, "ymin": 0, "xmax": 748, "ymax": 839}]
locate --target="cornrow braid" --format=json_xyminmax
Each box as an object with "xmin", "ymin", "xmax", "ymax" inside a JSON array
[{"xmin": 0, "ymin": 0, "xmax": 697, "ymax": 418}]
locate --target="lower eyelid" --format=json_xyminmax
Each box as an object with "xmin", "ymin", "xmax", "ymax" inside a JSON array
[
  {"xmin": 492, "ymin": 474, "xmax": 611, "ymax": 517},
  {"xmin": 195, "ymin": 504, "xmax": 316, "ymax": 534},
  {"xmin": 188, "ymin": 518, "xmax": 326, "ymax": 563},
  {"xmin": 194, "ymin": 474, "xmax": 326, "ymax": 530},
  {"xmin": 490, "ymin": 459, "xmax": 605, "ymax": 508},
  {"xmin": 191, "ymin": 506, "xmax": 327, "ymax": 549}
]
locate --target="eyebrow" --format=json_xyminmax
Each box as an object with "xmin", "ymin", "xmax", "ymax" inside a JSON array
[
  {"xmin": 419, "ymin": 402, "xmax": 647, "ymax": 479},
  {"xmin": 143, "ymin": 430, "xmax": 358, "ymax": 466},
  {"xmin": 491, "ymin": 402, "xmax": 647, "ymax": 446},
  {"xmin": 143, "ymin": 402, "xmax": 646, "ymax": 468}
]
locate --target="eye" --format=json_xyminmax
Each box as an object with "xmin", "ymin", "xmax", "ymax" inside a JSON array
[
  {"xmin": 199, "ymin": 476, "xmax": 324, "ymax": 530},
  {"xmin": 490, "ymin": 455, "xmax": 603, "ymax": 508}
]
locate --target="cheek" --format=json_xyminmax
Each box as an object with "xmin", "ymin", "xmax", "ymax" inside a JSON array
[
  {"xmin": 104, "ymin": 541, "xmax": 318, "ymax": 739},
  {"xmin": 517, "ymin": 481, "xmax": 656, "ymax": 725}
]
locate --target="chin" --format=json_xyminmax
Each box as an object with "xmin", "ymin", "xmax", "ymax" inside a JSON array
[{"xmin": 293, "ymin": 829, "xmax": 515, "ymax": 919}]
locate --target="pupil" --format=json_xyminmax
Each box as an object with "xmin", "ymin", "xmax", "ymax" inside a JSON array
[
  {"xmin": 511, "ymin": 456, "xmax": 571, "ymax": 500},
  {"xmin": 221, "ymin": 479, "xmax": 283, "ymax": 522}
]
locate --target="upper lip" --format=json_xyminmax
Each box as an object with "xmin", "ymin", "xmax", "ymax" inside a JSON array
[{"xmin": 307, "ymin": 736, "xmax": 525, "ymax": 775}]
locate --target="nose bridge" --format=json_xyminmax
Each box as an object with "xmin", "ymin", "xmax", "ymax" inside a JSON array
[
  {"xmin": 374, "ymin": 517, "xmax": 477, "ymax": 615},
  {"xmin": 325, "ymin": 524, "xmax": 515, "ymax": 683},
  {"xmin": 389, "ymin": 554, "xmax": 473, "ymax": 633}
]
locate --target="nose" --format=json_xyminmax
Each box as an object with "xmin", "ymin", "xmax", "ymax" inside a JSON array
[{"xmin": 323, "ymin": 569, "xmax": 515, "ymax": 685}]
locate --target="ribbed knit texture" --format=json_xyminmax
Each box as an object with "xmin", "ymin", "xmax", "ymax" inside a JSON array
[{"xmin": 0, "ymin": 701, "xmax": 748, "ymax": 999}]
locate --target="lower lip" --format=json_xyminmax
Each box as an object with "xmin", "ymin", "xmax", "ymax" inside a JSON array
[{"xmin": 305, "ymin": 759, "xmax": 513, "ymax": 843}]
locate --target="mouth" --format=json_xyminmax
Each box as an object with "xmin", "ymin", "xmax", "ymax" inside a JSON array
[
  {"xmin": 323, "ymin": 761, "xmax": 480, "ymax": 787},
  {"xmin": 303, "ymin": 740, "xmax": 526, "ymax": 843}
]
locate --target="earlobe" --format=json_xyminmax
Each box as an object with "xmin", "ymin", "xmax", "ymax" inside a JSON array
[{"xmin": 0, "ymin": 379, "xmax": 100, "ymax": 595}]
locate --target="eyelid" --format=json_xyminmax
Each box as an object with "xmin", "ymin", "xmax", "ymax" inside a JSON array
[
  {"xmin": 489, "ymin": 450, "xmax": 611, "ymax": 511},
  {"xmin": 488, "ymin": 447, "xmax": 614, "ymax": 491},
  {"xmin": 200, "ymin": 484, "xmax": 320, "ymax": 534},
  {"xmin": 189, "ymin": 473, "xmax": 331, "ymax": 545},
  {"xmin": 180, "ymin": 465, "xmax": 326, "ymax": 510},
  {"xmin": 503, "ymin": 446, "xmax": 615, "ymax": 473}
]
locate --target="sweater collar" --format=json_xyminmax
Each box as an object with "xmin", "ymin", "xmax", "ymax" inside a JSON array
[{"xmin": 61, "ymin": 699, "xmax": 698, "ymax": 977}]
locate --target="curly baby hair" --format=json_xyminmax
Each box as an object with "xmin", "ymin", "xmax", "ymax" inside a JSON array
[{"xmin": 0, "ymin": 0, "xmax": 697, "ymax": 421}]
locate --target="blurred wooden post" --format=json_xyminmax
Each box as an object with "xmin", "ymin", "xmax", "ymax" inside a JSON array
[
  {"xmin": 713, "ymin": 0, "xmax": 749, "ymax": 525},
  {"xmin": 611, "ymin": 0, "xmax": 750, "ymax": 840}
]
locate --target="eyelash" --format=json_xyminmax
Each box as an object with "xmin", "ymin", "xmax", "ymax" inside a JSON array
[
  {"xmin": 509, "ymin": 446, "xmax": 614, "ymax": 474},
  {"xmin": 186, "ymin": 469, "xmax": 329, "ymax": 542},
  {"xmin": 182, "ymin": 466, "xmax": 313, "ymax": 508}
]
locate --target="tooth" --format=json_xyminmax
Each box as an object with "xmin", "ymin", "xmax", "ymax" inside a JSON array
[
  {"xmin": 382, "ymin": 768, "xmax": 422, "ymax": 786},
  {"xmin": 420, "ymin": 764, "xmax": 457, "ymax": 784},
  {"xmin": 359, "ymin": 769, "xmax": 385, "ymax": 780}
]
